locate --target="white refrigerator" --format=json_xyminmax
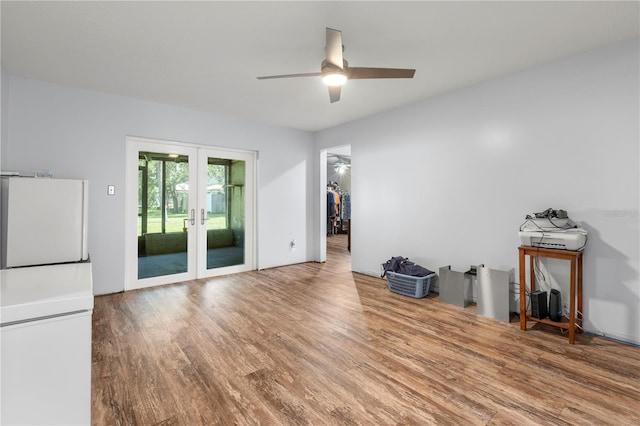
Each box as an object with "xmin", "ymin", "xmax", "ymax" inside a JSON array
[
  {"xmin": 1, "ymin": 176, "xmax": 89, "ymax": 268},
  {"xmin": 0, "ymin": 176, "xmax": 93, "ymax": 426}
]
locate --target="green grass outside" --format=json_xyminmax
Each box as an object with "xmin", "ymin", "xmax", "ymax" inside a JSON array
[{"xmin": 138, "ymin": 211, "xmax": 227, "ymax": 235}]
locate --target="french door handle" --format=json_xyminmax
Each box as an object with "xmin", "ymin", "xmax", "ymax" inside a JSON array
[
  {"xmin": 190, "ymin": 209, "xmax": 195, "ymax": 225},
  {"xmin": 201, "ymin": 209, "xmax": 206, "ymax": 225}
]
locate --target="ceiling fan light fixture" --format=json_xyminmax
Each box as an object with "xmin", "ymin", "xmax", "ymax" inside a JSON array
[
  {"xmin": 335, "ymin": 162, "xmax": 348, "ymax": 174},
  {"xmin": 322, "ymin": 72, "xmax": 347, "ymax": 86}
]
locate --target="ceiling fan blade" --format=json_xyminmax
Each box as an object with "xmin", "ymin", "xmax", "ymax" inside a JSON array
[
  {"xmin": 257, "ymin": 72, "xmax": 322, "ymax": 80},
  {"xmin": 348, "ymin": 67, "xmax": 415, "ymax": 79},
  {"xmin": 325, "ymin": 27, "xmax": 344, "ymax": 69},
  {"xmin": 328, "ymin": 85, "xmax": 341, "ymax": 103}
]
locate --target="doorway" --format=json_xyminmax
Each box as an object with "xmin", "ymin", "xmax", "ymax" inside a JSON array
[
  {"xmin": 324, "ymin": 145, "xmax": 351, "ymax": 263},
  {"xmin": 125, "ymin": 137, "xmax": 256, "ymax": 290}
]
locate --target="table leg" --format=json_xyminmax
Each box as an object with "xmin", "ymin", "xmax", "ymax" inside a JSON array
[
  {"xmin": 569, "ymin": 257, "xmax": 576, "ymax": 344},
  {"xmin": 577, "ymin": 253, "xmax": 583, "ymax": 334}
]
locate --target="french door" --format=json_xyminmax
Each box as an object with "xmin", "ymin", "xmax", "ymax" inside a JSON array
[{"xmin": 125, "ymin": 137, "xmax": 255, "ymax": 290}]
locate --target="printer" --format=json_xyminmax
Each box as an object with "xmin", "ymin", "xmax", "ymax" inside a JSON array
[{"xmin": 518, "ymin": 208, "xmax": 587, "ymax": 251}]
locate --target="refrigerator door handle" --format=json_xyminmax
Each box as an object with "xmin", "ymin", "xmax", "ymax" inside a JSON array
[{"xmin": 190, "ymin": 209, "xmax": 195, "ymax": 225}]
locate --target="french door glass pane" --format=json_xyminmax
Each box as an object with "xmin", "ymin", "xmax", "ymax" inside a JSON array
[
  {"xmin": 137, "ymin": 151, "xmax": 190, "ymax": 279},
  {"xmin": 206, "ymin": 157, "xmax": 245, "ymax": 270}
]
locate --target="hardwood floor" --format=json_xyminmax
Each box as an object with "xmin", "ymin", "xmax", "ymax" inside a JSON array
[{"xmin": 92, "ymin": 235, "xmax": 639, "ymax": 425}]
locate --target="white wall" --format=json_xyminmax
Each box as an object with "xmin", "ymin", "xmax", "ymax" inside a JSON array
[
  {"xmin": 315, "ymin": 38, "xmax": 640, "ymax": 344},
  {"xmin": 4, "ymin": 77, "xmax": 315, "ymax": 294},
  {"xmin": 1, "ymin": 64, "xmax": 8, "ymax": 168}
]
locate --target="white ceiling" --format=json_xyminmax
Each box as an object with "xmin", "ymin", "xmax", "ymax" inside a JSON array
[{"xmin": 2, "ymin": 1, "xmax": 638, "ymax": 132}]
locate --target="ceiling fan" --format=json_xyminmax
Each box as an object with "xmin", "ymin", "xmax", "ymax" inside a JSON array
[{"xmin": 257, "ymin": 27, "xmax": 416, "ymax": 103}]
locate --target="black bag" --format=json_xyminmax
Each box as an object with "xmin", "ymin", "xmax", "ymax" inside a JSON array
[
  {"xmin": 381, "ymin": 256, "xmax": 406, "ymax": 278},
  {"xmin": 401, "ymin": 262, "xmax": 434, "ymax": 277},
  {"xmin": 381, "ymin": 256, "xmax": 433, "ymax": 278}
]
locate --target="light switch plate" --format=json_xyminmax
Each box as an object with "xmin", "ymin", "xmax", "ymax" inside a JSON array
[{"xmin": 107, "ymin": 185, "xmax": 115, "ymax": 195}]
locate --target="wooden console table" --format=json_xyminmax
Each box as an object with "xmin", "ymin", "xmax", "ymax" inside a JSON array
[{"xmin": 518, "ymin": 246, "xmax": 583, "ymax": 344}]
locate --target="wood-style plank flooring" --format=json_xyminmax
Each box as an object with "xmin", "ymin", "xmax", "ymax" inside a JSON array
[{"xmin": 92, "ymin": 235, "xmax": 640, "ymax": 425}]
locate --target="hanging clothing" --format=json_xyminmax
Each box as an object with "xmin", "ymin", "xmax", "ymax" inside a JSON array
[
  {"xmin": 327, "ymin": 191, "xmax": 336, "ymax": 218},
  {"xmin": 341, "ymin": 192, "xmax": 351, "ymax": 221}
]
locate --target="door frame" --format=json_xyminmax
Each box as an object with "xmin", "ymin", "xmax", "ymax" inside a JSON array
[
  {"xmin": 124, "ymin": 136, "xmax": 257, "ymax": 290},
  {"xmin": 319, "ymin": 149, "xmax": 327, "ymax": 263},
  {"xmin": 319, "ymin": 144, "xmax": 352, "ymax": 263}
]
